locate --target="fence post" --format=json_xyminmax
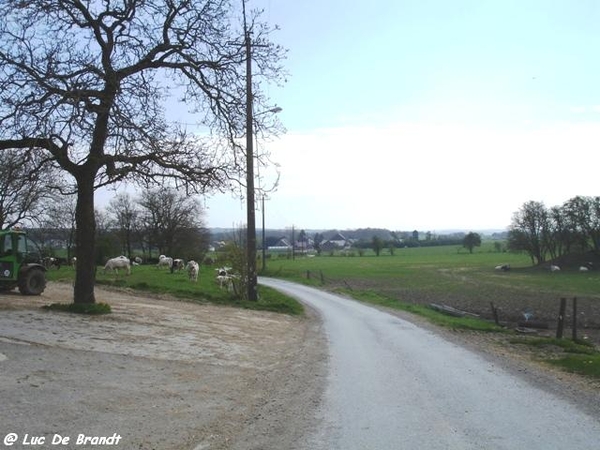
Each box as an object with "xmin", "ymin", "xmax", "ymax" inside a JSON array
[
  {"xmin": 490, "ymin": 302, "xmax": 499, "ymax": 325},
  {"xmin": 556, "ymin": 298, "xmax": 567, "ymax": 339},
  {"xmin": 572, "ymin": 297, "xmax": 578, "ymax": 341}
]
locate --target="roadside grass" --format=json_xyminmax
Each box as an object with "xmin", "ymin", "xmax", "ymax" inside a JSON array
[
  {"xmin": 510, "ymin": 336, "xmax": 600, "ymax": 379},
  {"xmin": 45, "ymin": 265, "xmax": 304, "ymax": 316},
  {"xmin": 549, "ymin": 355, "xmax": 600, "ymax": 378},
  {"xmin": 335, "ymin": 288, "xmax": 505, "ymax": 332}
]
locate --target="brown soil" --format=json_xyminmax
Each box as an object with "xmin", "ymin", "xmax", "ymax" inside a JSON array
[{"xmin": 328, "ymin": 267, "xmax": 600, "ymax": 347}]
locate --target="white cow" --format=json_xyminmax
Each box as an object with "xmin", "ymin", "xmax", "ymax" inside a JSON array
[
  {"xmin": 550, "ymin": 264, "xmax": 561, "ymax": 272},
  {"xmin": 156, "ymin": 255, "xmax": 173, "ymax": 270},
  {"xmin": 186, "ymin": 260, "xmax": 200, "ymax": 282},
  {"xmin": 104, "ymin": 256, "xmax": 131, "ymax": 275},
  {"xmin": 215, "ymin": 267, "xmax": 235, "ymax": 290}
]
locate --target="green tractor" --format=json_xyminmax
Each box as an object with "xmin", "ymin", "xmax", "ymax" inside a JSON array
[{"xmin": 0, "ymin": 228, "xmax": 47, "ymax": 295}]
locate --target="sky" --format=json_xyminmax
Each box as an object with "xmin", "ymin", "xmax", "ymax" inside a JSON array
[{"xmin": 105, "ymin": 0, "xmax": 600, "ymax": 232}]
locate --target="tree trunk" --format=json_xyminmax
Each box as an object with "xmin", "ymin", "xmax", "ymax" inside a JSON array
[{"xmin": 73, "ymin": 175, "xmax": 97, "ymax": 304}]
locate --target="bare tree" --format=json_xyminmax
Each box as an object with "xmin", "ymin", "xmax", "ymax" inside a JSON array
[
  {"xmin": 0, "ymin": 1, "xmax": 285, "ymax": 303},
  {"xmin": 0, "ymin": 149, "xmax": 61, "ymax": 230},
  {"xmin": 508, "ymin": 201, "xmax": 548, "ymax": 264},
  {"xmin": 545, "ymin": 205, "xmax": 570, "ymax": 260},
  {"xmin": 138, "ymin": 188, "xmax": 208, "ymax": 258},
  {"xmin": 107, "ymin": 193, "xmax": 139, "ymax": 259},
  {"xmin": 39, "ymin": 196, "xmax": 77, "ymax": 263},
  {"xmin": 563, "ymin": 196, "xmax": 600, "ymax": 253}
]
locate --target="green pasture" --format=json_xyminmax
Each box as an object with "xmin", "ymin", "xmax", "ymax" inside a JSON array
[
  {"xmin": 262, "ymin": 243, "xmax": 600, "ymax": 300},
  {"xmin": 45, "ymin": 264, "xmax": 304, "ymax": 316}
]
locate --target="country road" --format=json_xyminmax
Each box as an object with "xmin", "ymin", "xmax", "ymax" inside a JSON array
[{"xmin": 259, "ymin": 277, "xmax": 600, "ymax": 450}]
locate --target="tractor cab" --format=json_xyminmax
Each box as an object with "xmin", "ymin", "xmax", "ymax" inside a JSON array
[{"xmin": 0, "ymin": 228, "xmax": 46, "ymax": 295}]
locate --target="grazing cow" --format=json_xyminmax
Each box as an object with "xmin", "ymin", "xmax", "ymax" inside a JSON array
[
  {"xmin": 186, "ymin": 260, "xmax": 200, "ymax": 282},
  {"xmin": 550, "ymin": 264, "xmax": 561, "ymax": 272},
  {"xmin": 215, "ymin": 267, "xmax": 233, "ymax": 289},
  {"xmin": 156, "ymin": 255, "xmax": 173, "ymax": 270},
  {"xmin": 42, "ymin": 257, "xmax": 67, "ymax": 270},
  {"xmin": 42, "ymin": 257, "xmax": 58, "ymax": 269},
  {"xmin": 173, "ymin": 258, "xmax": 185, "ymax": 271},
  {"xmin": 579, "ymin": 266, "xmax": 590, "ymax": 272},
  {"xmin": 133, "ymin": 256, "xmax": 143, "ymax": 265},
  {"xmin": 494, "ymin": 264, "xmax": 510, "ymax": 272},
  {"xmin": 104, "ymin": 256, "xmax": 131, "ymax": 275}
]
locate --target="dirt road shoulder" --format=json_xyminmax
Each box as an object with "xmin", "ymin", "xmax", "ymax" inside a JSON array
[{"xmin": 0, "ymin": 282, "xmax": 327, "ymax": 450}]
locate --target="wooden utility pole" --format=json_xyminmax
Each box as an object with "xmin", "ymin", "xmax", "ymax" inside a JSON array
[
  {"xmin": 245, "ymin": 23, "xmax": 257, "ymax": 301},
  {"xmin": 261, "ymin": 195, "xmax": 266, "ymax": 271}
]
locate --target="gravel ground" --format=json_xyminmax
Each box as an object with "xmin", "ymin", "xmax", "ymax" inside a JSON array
[
  {"xmin": 0, "ymin": 282, "xmax": 598, "ymax": 450},
  {"xmin": 0, "ymin": 282, "xmax": 327, "ymax": 450}
]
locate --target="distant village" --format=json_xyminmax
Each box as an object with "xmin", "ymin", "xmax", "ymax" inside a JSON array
[{"xmin": 210, "ymin": 228, "xmax": 508, "ymax": 255}]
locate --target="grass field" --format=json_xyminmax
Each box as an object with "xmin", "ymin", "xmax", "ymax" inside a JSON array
[
  {"xmin": 45, "ymin": 263, "xmax": 304, "ymax": 316},
  {"xmin": 261, "ymin": 243, "xmax": 600, "ymax": 327}
]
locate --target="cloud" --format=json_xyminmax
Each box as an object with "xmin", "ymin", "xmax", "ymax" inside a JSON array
[
  {"xmin": 251, "ymin": 120, "xmax": 600, "ymax": 229},
  {"xmin": 569, "ymin": 105, "xmax": 600, "ymax": 114}
]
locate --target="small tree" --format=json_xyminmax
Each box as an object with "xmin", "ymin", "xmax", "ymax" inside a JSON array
[
  {"xmin": 463, "ymin": 232, "xmax": 481, "ymax": 254},
  {"xmin": 108, "ymin": 193, "xmax": 140, "ymax": 259},
  {"xmin": 372, "ymin": 235, "xmax": 384, "ymax": 256},
  {"xmin": 313, "ymin": 232, "xmax": 324, "ymax": 256}
]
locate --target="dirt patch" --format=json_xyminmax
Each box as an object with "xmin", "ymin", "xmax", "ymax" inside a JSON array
[{"xmin": 0, "ymin": 282, "xmax": 327, "ymax": 450}]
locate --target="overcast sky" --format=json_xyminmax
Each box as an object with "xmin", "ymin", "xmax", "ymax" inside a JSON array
[{"xmin": 104, "ymin": 0, "xmax": 600, "ymax": 232}]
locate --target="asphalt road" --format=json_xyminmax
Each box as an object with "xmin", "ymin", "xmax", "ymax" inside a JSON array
[{"xmin": 259, "ymin": 277, "xmax": 600, "ymax": 450}]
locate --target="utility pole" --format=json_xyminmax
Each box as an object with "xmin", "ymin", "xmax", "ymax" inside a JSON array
[
  {"xmin": 241, "ymin": 1, "xmax": 278, "ymax": 299},
  {"xmin": 261, "ymin": 195, "xmax": 266, "ymax": 271},
  {"xmin": 292, "ymin": 225, "xmax": 295, "ymax": 260},
  {"xmin": 244, "ymin": 8, "xmax": 257, "ymax": 301}
]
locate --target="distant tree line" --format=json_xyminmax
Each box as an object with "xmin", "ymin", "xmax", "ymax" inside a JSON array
[
  {"xmin": 508, "ymin": 196, "xmax": 600, "ymax": 265},
  {"xmin": 21, "ymin": 189, "xmax": 209, "ymax": 266}
]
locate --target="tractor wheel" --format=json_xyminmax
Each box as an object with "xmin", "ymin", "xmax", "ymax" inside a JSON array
[{"xmin": 18, "ymin": 268, "xmax": 46, "ymax": 295}]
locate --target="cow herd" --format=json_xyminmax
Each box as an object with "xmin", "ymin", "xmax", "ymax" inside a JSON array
[
  {"xmin": 101, "ymin": 253, "xmax": 234, "ymax": 287},
  {"xmin": 493, "ymin": 262, "xmax": 594, "ymax": 272}
]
